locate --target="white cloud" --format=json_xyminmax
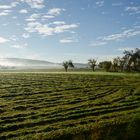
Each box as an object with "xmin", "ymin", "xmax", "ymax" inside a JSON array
[
  {"xmin": 12, "ymin": 16, "xmax": 17, "ymax": 19},
  {"xmin": 22, "ymin": 33, "xmax": 30, "ymax": 38},
  {"xmin": 0, "ymin": 10, "xmax": 12, "ymax": 16},
  {"xmin": 102, "ymin": 29, "xmax": 140, "ymax": 41},
  {"xmin": 60, "ymin": 39, "xmax": 72, "ymax": 43},
  {"xmin": 0, "ymin": 12, "xmax": 9, "ymax": 16},
  {"xmin": 48, "ymin": 8, "xmax": 65, "ymax": 16},
  {"xmin": 11, "ymin": 2, "xmax": 19, "ymax": 7},
  {"xmin": 25, "ymin": 8, "xmax": 64, "ymax": 22},
  {"xmin": 24, "ymin": 7, "xmax": 78, "ymax": 37},
  {"xmin": 2, "ymin": 23, "xmax": 9, "ymax": 26},
  {"xmin": 125, "ymin": 6, "xmax": 140, "ymax": 14},
  {"xmin": 19, "ymin": 0, "xmax": 45, "ymax": 9},
  {"xmin": 25, "ymin": 22, "xmax": 78, "ymax": 36},
  {"xmin": 117, "ymin": 47, "xmax": 135, "ymax": 51},
  {"xmin": 25, "ymin": 22, "xmax": 41, "ymax": 33},
  {"xmin": 0, "ymin": 2, "xmax": 18, "ymax": 9},
  {"xmin": 90, "ymin": 41, "xmax": 107, "ymax": 47},
  {"xmin": 26, "ymin": 13, "xmax": 40, "ymax": 21},
  {"xmin": 125, "ymin": 6, "xmax": 140, "ymax": 12},
  {"xmin": 53, "ymin": 24, "xmax": 78, "ymax": 34},
  {"xmin": 10, "ymin": 43, "xmax": 27, "ymax": 49},
  {"xmin": 0, "ymin": 37, "xmax": 9, "ymax": 43},
  {"xmin": 52, "ymin": 21, "xmax": 66, "ymax": 25},
  {"xmin": 41, "ymin": 15, "xmax": 55, "ymax": 21},
  {"xmin": 19, "ymin": 9, "xmax": 28, "ymax": 14},
  {"xmin": 90, "ymin": 27, "xmax": 140, "ymax": 47},
  {"xmin": 60, "ymin": 37, "xmax": 78, "ymax": 43},
  {"xmin": 95, "ymin": 1, "xmax": 104, "ymax": 7},
  {"xmin": 0, "ymin": 2, "xmax": 18, "ymax": 16},
  {"xmin": 11, "ymin": 45, "xmax": 24, "ymax": 49},
  {"xmin": 25, "ymin": 7, "xmax": 66, "ymax": 30},
  {"xmin": 0, "ymin": 5, "xmax": 12, "ymax": 9},
  {"xmin": 10, "ymin": 35, "xmax": 19, "ymax": 41},
  {"xmin": 41, "ymin": 8, "xmax": 65, "ymax": 21}
]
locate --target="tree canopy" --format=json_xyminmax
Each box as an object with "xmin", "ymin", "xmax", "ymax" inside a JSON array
[
  {"xmin": 88, "ymin": 59, "xmax": 97, "ymax": 71},
  {"xmin": 62, "ymin": 60, "xmax": 74, "ymax": 72}
]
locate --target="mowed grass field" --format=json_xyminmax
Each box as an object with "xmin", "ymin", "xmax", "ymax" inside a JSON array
[{"xmin": 0, "ymin": 72, "xmax": 140, "ymax": 140}]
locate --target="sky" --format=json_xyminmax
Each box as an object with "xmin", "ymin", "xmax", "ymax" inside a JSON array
[{"xmin": 0, "ymin": 0, "xmax": 140, "ymax": 63}]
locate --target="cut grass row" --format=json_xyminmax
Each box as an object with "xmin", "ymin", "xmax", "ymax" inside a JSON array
[{"xmin": 0, "ymin": 73, "xmax": 140, "ymax": 139}]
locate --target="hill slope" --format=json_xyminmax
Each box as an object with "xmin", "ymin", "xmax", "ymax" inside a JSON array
[
  {"xmin": 0, "ymin": 58, "xmax": 88, "ymax": 69},
  {"xmin": 0, "ymin": 58, "xmax": 62, "ymax": 69}
]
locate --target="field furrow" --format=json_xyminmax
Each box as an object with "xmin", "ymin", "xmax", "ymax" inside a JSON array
[{"xmin": 0, "ymin": 73, "xmax": 140, "ymax": 140}]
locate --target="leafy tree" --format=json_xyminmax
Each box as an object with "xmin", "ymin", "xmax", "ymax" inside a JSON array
[
  {"xmin": 62, "ymin": 60, "xmax": 74, "ymax": 72},
  {"xmin": 123, "ymin": 48, "xmax": 140, "ymax": 72},
  {"xmin": 99, "ymin": 61, "xmax": 112, "ymax": 72},
  {"xmin": 62, "ymin": 61, "xmax": 69, "ymax": 72},
  {"xmin": 112, "ymin": 57, "xmax": 119, "ymax": 72},
  {"xmin": 88, "ymin": 59, "xmax": 97, "ymax": 71},
  {"xmin": 131, "ymin": 48, "xmax": 140, "ymax": 71},
  {"xmin": 119, "ymin": 57, "xmax": 126, "ymax": 72},
  {"xmin": 112, "ymin": 57, "xmax": 126, "ymax": 72},
  {"xmin": 68, "ymin": 60, "xmax": 74, "ymax": 68},
  {"xmin": 123, "ymin": 50, "xmax": 133, "ymax": 71}
]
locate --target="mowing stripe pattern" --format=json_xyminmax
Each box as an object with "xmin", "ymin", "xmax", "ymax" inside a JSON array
[{"xmin": 0, "ymin": 73, "xmax": 140, "ymax": 139}]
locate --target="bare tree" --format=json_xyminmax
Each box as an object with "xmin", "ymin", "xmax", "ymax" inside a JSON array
[{"xmin": 88, "ymin": 59, "xmax": 97, "ymax": 71}]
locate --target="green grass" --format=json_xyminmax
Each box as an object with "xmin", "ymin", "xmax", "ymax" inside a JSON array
[{"xmin": 0, "ymin": 72, "xmax": 140, "ymax": 140}]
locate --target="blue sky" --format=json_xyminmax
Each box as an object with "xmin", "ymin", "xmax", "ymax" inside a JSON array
[{"xmin": 0, "ymin": 0, "xmax": 140, "ymax": 63}]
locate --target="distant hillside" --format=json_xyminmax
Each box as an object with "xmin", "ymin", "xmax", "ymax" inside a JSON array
[
  {"xmin": 0, "ymin": 58, "xmax": 88, "ymax": 69},
  {"xmin": 74, "ymin": 63, "xmax": 88, "ymax": 68},
  {"xmin": 0, "ymin": 58, "xmax": 62, "ymax": 69}
]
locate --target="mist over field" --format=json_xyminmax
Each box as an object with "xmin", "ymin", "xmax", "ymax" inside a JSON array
[{"xmin": 0, "ymin": 0, "xmax": 140, "ymax": 140}]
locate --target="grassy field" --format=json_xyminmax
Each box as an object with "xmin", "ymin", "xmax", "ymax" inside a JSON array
[{"xmin": 0, "ymin": 72, "xmax": 140, "ymax": 140}]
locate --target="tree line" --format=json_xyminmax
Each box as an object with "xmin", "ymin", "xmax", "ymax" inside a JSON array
[{"xmin": 62, "ymin": 48, "xmax": 140, "ymax": 72}]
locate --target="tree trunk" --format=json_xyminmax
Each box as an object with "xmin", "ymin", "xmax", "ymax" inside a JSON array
[{"xmin": 92, "ymin": 66, "xmax": 95, "ymax": 71}]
